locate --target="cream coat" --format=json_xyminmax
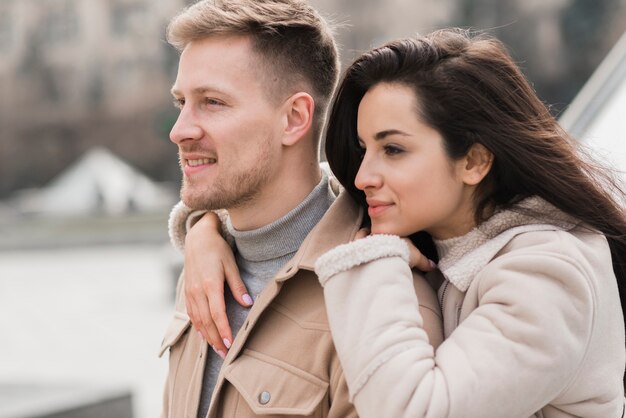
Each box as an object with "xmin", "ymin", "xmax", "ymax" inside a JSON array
[
  {"xmin": 159, "ymin": 191, "xmax": 444, "ymax": 417},
  {"xmin": 315, "ymin": 198, "xmax": 625, "ymax": 418}
]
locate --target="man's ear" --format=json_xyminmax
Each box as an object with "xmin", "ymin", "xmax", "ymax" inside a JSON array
[
  {"xmin": 461, "ymin": 143, "xmax": 493, "ymax": 185},
  {"xmin": 282, "ymin": 92, "xmax": 314, "ymax": 146}
]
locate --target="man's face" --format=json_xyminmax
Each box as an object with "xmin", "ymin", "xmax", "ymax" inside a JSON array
[{"xmin": 170, "ymin": 35, "xmax": 284, "ymax": 211}]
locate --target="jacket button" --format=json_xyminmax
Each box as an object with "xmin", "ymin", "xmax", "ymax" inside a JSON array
[{"xmin": 258, "ymin": 391, "xmax": 271, "ymax": 405}]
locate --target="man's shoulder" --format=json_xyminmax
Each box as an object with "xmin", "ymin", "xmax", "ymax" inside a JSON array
[
  {"xmin": 292, "ymin": 191, "xmax": 364, "ymax": 271},
  {"xmin": 259, "ymin": 190, "xmax": 362, "ymax": 330},
  {"xmin": 271, "ymin": 269, "xmax": 330, "ymax": 330}
]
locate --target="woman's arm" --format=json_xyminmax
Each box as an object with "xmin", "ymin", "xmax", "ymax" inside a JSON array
[
  {"xmin": 166, "ymin": 163, "xmax": 338, "ymax": 352},
  {"xmin": 168, "ymin": 202, "xmax": 248, "ymax": 353},
  {"xmin": 315, "ymin": 234, "xmax": 594, "ymax": 418}
]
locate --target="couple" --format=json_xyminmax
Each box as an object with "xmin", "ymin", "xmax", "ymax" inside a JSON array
[{"xmin": 160, "ymin": 0, "xmax": 626, "ymax": 417}]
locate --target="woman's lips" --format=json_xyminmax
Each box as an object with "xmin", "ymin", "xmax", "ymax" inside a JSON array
[{"xmin": 367, "ymin": 201, "xmax": 394, "ymax": 217}]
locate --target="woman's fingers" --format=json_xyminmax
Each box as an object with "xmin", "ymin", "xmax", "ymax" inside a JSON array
[
  {"xmin": 402, "ymin": 238, "xmax": 437, "ymax": 271},
  {"xmin": 199, "ymin": 309, "xmax": 227, "ymax": 359},
  {"xmin": 354, "ymin": 230, "xmax": 436, "ymax": 271},
  {"xmin": 206, "ymin": 277, "xmax": 234, "ymax": 351},
  {"xmin": 223, "ymin": 252, "xmax": 251, "ymax": 308},
  {"xmin": 182, "ymin": 211, "xmax": 244, "ymax": 353},
  {"xmin": 186, "ymin": 280, "xmax": 227, "ymax": 353},
  {"xmin": 354, "ymin": 227, "xmax": 371, "ymax": 240}
]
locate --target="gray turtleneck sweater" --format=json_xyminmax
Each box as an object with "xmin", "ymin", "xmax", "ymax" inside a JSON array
[{"xmin": 196, "ymin": 175, "xmax": 335, "ymax": 418}]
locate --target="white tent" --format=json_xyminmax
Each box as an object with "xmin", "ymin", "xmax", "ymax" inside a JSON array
[
  {"xmin": 560, "ymin": 31, "xmax": 626, "ymax": 181},
  {"xmin": 17, "ymin": 147, "xmax": 177, "ymax": 216}
]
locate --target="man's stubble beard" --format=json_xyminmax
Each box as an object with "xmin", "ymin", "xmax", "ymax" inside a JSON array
[{"xmin": 180, "ymin": 145, "xmax": 274, "ymax": 212}]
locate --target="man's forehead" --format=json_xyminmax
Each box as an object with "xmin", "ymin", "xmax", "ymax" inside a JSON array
[
  {"xmin": 172, "ymin": 35, "xmax": 294, "ymax": 107},
  {"xmin": 177, "ymin": 40, "xmax": 250, "ymax": 80},
  {"xmin": 182, "ymin": 34, "xmax": 254, "ymax": 61}
]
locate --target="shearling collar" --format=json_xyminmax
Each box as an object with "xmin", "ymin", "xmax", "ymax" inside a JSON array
[{"xmin": 434, "ymin": 197, "xmax": 579, "ymax": 292}]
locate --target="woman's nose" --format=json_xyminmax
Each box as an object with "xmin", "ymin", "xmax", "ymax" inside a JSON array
[{"xmin": 354, "ymin": 154, "xmax": 382, "ymax": 191}]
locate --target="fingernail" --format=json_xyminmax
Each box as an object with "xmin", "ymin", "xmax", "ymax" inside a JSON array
[
  {"xmin": 197, "ymin": 331, "xmax": 203, "ymax": 340},
  {"xmin": 242, "ymin": 294, "xmax": 253, "ymax": 306},
  {"xmin": 428, "ymin": 259, "xmax": 437, "ymax": 269},
  {"xmin": 223, "ymin": 338, "xmax": 231, "ymax": 349},
  {"xmin": 211, "ymin": 345, "xmax": 226, "ymax": 360}
]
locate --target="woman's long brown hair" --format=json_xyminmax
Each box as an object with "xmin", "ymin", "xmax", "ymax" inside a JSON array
[{"xmin": 325, "ymin": 28, "xmax": 626, "ymax": 384}]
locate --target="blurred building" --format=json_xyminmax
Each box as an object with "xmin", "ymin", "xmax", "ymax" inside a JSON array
[
  {"xmin": 560, "ymin": 30, "xmax": 626, "ymax": 180},
  {"xmin": 0, "ymin": 0, "xmax": 182, "ymax": 119},
  {"xmin": 312, "ymin": 0, "xmax": 457, "ymax": 63},
  {"xmin": 317, "ymin": 0, "xmax": 625, "ymax": 114},
  {"xmin": 0, "ymin": 0, "xmax": 624, "ymax": 199},
  {"xmin": 0, "ymin": 0, "xmax": 185, "ymax": 198},
  {"xmin": 15, "ymin": 147, "xmax": 177, "ymax": 217}
]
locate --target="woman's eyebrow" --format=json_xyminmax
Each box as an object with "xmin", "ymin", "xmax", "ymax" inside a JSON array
[{"xmin": 374, "ymin": 129, "xmax": 411, "ymax": 141}]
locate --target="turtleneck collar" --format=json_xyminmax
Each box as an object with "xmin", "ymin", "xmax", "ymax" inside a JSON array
[
  {"xmin": 433, "ymin": 196, "xmax": 578, "ymax": 292},
  {"xmin": 225, "ymin": 175, "xmax": 334, "ymax": 262}
]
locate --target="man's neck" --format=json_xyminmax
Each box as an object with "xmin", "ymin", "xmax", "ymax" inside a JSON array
[{"xmin": 228, "ymin": 165, "xmax": 322, "ymax": 231}]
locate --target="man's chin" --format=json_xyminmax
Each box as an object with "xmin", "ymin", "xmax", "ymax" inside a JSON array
[
  {"xmin": 181, "ymin": 189, "xmax": 233, "ymax": 212},
  {"xmin": 181, "ymin": 191, "xmax": 212, "ymax": 211}
]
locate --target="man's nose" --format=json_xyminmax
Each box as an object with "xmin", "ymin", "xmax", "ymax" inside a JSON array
[{"xmin": 169, "ymin": 107, "xmax": 203, "ymax": 145}]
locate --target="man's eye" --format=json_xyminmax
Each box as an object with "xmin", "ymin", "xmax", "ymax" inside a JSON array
[
  {"xmin": 204, "ymin": 98, "xmax": 223, "ymax": 106},
  {"xmin": 173, "ymin": 99, "xmax": 184, "ymax": 109}
]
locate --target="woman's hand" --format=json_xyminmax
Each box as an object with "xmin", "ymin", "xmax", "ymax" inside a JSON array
[
  {"xmin": 183, "ymin": 211, "xmax": 251, "ymax": 356},
  {"xmin": 354, "ymin": 228, "xmax": 436, "ymax": 272}
]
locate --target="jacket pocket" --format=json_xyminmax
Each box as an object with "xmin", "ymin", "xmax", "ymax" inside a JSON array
[
  {"xmin": 223, "ymin": 349, "xmax": 328, "ymax": 416},
  {"xmin": 158, "ymin": 311, "xmax": 191, "ymax": 357}
]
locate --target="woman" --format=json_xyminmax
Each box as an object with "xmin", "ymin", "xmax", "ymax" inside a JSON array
[{"xmin": 173, "ymin": 29, "xmax": 626, "ymax": 417}]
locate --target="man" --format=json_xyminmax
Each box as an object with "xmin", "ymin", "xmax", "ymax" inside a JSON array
[{"xmin": 160, "ymin": 1, "xmax": 443, "ymax": 417}]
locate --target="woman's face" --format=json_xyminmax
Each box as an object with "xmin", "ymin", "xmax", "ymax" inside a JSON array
[{"xmin": 355, "ymin": 82, "xmax": 476, "ymax": 240}]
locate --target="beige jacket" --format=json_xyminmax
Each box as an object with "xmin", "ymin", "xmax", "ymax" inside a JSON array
[
  {"xmin": 159, "ymin": 191, "xmax": 444, "ymax": 418},
  {"xmin": 315, "ymin": 197, "xmax": 625, "ymax": 418}
]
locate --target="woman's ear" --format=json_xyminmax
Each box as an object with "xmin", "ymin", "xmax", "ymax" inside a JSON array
[
  {"xmin": 461, "ymin": 143, "xmax": 493, "ymax": 185},
  {"xmin": 282, "ymin": 92, "xmax": 314, "ymax": 147}
]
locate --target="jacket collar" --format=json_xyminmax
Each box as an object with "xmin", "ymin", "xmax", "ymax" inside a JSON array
[
  {"xmin": 273, "ymin": 190, "xmax": 364, "ymax": 280},
  {"xmin": 435, "ymin": 196, "xmax": 579, "ymax": 292},
  {"xmin": 207, "ymin": 190, "xmax": 363, "ymax": 416}
]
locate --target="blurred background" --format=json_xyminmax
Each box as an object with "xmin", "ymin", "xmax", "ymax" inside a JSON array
[{"xmin": 0, "ymin": 0, "xmax": 624, "ymax": 417}]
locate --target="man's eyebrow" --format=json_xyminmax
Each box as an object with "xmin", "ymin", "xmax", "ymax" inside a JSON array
[
  {"xmin": 170, "ymin": 86, "xmax": 229, "ymax": 97},
  {"xmin": 374, "ymin": 129, "xmax": 411, "ymax": 141}
]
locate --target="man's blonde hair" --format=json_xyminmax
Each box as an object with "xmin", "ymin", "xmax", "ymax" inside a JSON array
[{"xmin": 167, "ymin": 0, "xmax": 339, "ymax": 142}]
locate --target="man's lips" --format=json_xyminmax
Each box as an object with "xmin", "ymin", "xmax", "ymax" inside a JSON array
[
  {"xmin": 181, "ymin": 154, "xmax": 217, "ymax": 175},
  {"xmin": 186, "ymin": 157, "xmax": 216, "ymax": 167}
]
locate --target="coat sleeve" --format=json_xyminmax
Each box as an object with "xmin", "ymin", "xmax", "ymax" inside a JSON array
[
  {"xmin": 327, "ymin": 358, "xmax": 359, "ymax": 418},
  {"xmin": 315, "ymin": 234, "xmax": 594, "ymax": 418},
  {"xmin": 167, "ymin": 201, "xmax": 232, "ymax": 252}
]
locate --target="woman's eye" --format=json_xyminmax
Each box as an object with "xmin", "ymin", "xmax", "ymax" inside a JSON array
[
  {"xmin": 356, "ymin": 142, "xmax": 366, "ymax": 158},
  {"xmin": 383, "ymin": 144, "xmax": 404, "ymax": 155},
  {"xmin": 173, "ymin": 99, "xmax": 185, "ymax": 109}
]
